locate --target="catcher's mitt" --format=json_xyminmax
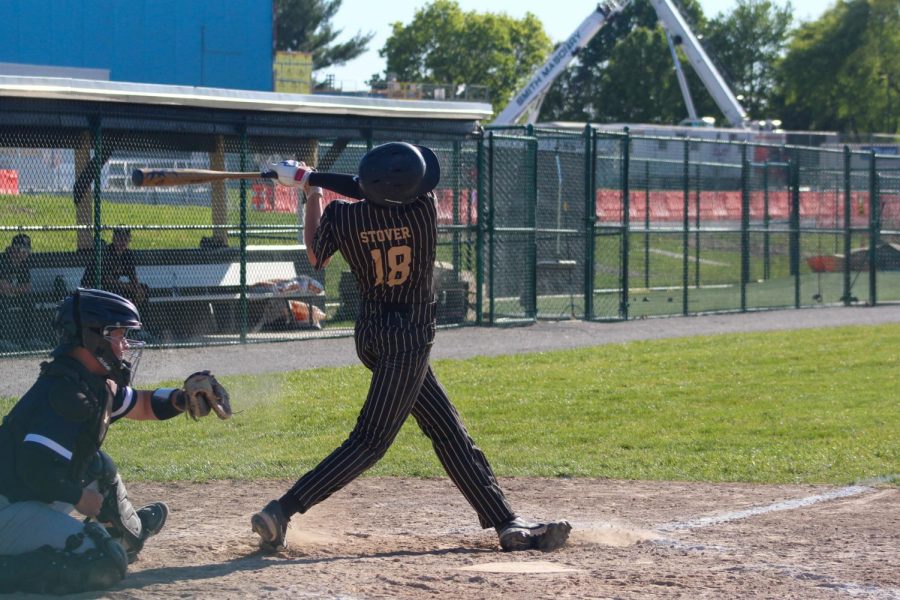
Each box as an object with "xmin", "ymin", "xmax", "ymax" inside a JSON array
[{"xmin": 181, "ymin": 370, "xmax": 232, "ymax": 420}]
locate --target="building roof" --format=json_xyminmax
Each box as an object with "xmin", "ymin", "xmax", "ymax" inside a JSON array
[{"xmin": 0, "ymin": 76, "xmax": 494, "ymax": 122}]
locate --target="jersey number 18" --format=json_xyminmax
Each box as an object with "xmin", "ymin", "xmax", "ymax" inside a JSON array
[{"xmin": 370, "ymin": 245, "xmax": 411, "ymax": 286}]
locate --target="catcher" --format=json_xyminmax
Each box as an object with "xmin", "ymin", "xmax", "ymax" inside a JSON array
[{"xmin": 0, "ymin": 288, "xmax": 231, "ymax": 595}]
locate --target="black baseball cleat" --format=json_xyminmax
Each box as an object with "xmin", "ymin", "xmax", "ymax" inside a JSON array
[
  {"xmin": 138, "ymin": 502, "xmax": 169, "ymax": 537},
  {"xmin": 497, "ymin": 517, "xmax": 572, "ymax": 552},
  {"xmin": 251, "ymin": 500, "xmax": 288, "ymax": 551},
  {"xmin": 125, "ymin": 502, "xmax": 169, "ymax": 563}
]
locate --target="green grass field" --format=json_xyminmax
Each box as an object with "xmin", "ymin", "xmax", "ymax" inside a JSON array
[
  {"xmin": 4, "ymin": 324, "xmax": 895, "ymax": 486},
  {"xmin": 487, "ymin": 272, "xmax": 900, "ymax": 321}
]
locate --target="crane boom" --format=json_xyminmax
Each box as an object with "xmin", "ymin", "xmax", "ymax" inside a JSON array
[
  {"xmin": 664, "ymin": 28, "xmax": 698, "ymax": 122},
  {"xmin": 492, "ymin": 1, "xmax": 627, "ymax": 126},
  {"xmin": 648, "ymin": 0, "xmax": 748, "ymax": 127},
  {"xmin": 492, "ymin": 0, "xmax": 750, "ymax": 128}
]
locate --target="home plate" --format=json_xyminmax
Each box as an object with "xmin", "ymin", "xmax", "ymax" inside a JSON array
[{"xmin": 458, "ymin": 561, "xmax": 581, "ymax": 574}]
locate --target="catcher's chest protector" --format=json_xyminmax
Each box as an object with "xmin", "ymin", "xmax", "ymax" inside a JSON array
[{"xmin": 42, "ymin": 360, "xmax": 113, "ymax": 478}]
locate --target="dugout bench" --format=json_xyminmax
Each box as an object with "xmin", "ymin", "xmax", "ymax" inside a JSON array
[{"xmin": 27, "ymin": 245, "xmax": 325, "ymax": 341}]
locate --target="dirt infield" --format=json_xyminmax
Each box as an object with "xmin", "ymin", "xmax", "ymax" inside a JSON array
[{"xmin": 115, "ymin": 477, "xmax": 898, "ymax": 599}]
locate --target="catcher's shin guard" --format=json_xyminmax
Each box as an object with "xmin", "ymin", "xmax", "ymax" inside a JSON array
[
  {"xmin": 89, "ymin": 451, "xmax": 168, "ymax": 562},
  {"xmin": 497, "ymin": 517, "xmax": 572, "ymax": 552},
  {"xmin": 0, "ymin": 522, "xmax": 128, "ymax": 594}
]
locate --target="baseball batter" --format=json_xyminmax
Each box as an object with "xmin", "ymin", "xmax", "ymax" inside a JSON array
[{"xmin": 252, "ymin": 142, "xmax": 571, "ymax": 552}]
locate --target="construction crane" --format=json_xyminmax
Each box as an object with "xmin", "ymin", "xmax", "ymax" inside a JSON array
[
  {"xmin": 493, "ymin": 0, "xmax": 750, "ymax": 129},
  {"xmin": 493, "ymin": 1, "xmax": 627, "ymax": 126},
  {"xmin": 663, "ymin": 26, "xmax": 699, "ymax": 124},
  {"xmin": 648, "ymin": 0, "xmax": 748, "ymax": 127}
]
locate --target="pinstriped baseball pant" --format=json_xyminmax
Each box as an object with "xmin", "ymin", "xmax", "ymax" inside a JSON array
[{"xmin": 285, "ymin": 303, "xmax": 515, "ymax": 529}]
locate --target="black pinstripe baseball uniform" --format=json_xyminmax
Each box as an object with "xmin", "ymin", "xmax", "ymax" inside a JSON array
[{"xmin": 277, "ymin": 174, "xmax": 515, "ymax": 530}]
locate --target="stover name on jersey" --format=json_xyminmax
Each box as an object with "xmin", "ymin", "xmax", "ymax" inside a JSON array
[{"xmin": 358, "ymin": 227, "xmax": 412, "ymax": 244}]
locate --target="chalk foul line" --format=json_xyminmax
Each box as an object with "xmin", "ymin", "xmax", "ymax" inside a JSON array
[{"xmin": 656, "ymin": 483, "xmax": 875, "ymax": 532}]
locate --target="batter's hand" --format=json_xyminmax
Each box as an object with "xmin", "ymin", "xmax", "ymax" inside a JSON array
[{"xmin": 272, "ymin": 160, "xmax": 314, "ymax": 188}]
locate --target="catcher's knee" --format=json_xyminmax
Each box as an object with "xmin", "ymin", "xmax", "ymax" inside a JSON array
[
  {"xmin": 83, "ymin": 450, "xmax": 118, "ymax": 488},
  {"xmin": 0, "ymin": 522, "xmax": 127, "ymax": 595}
]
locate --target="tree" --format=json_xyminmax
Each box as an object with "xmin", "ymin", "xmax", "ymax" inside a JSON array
[
  {"xmin": 775, "ymin": 0, "xmax": 900, "ymax": 133},
  {"xmin": 274, "ymin": 0, "xmax": 373, "ymax": 72},
  {"xmin": 539, "ymin": 0, "xmax": 721, "ymax": 124},
  {"xmin": 704, "ymin": 0, "xmax": 794, "ymax": 120},
  {"xmin": 378, "ymin": 0, "xmax": 552, "ymax": 112},
  {"xmin": 593, "ymin": 27, "xmax": 697, "ymax": 124}
]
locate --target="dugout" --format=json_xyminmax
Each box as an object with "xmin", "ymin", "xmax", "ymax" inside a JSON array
[{"xmin": 0, "ymin": 76, "xmax": 491, "ymax": 349}]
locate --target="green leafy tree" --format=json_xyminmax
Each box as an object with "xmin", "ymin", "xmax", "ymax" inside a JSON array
[
  {"xmin": 775, "ymin": 0, "xmax": 900, "ymax": 133},
  {"xmin": 594, "ymin": 27, "xmax": 696, "ymax": 124},
  {"xmin": 539, "ymin": 0, "xmax": 721, "ymax": 124},
  {"xmin": 274, "ymin": 0, "xmax": 373, "ymax": 71},
  {"xmin": 704, "ymin": 0, "xmax": 794, "ymax": 120},
  {"xmin": 378, "ymin": 0, "xmax": 552, "ymax": 112}
]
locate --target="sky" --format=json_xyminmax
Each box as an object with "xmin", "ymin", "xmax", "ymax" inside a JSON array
[{"xmin": 324, "ymin": 0, "xmax": 831, "ymax": 91}]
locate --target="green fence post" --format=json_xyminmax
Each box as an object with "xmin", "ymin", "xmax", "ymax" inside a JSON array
[
  {"xmin": 621, "ymin": 130, "xmax": 630, "ymax": 320},
  {"xmin": 644, "ymin": 160, "xmax": 650, "ymax": 290},
  {"xmin": 91, "ymin": 116, "xmax": 103, "ymax": 287},
  {"xmin": 741, "ymin": 143, "xmax": 749, "ymax": 311},
  {"xmin": 476, "ymin": 133, "xmax": 485, "ymax": 325},
  {"xmin": 842, "ymin": 146, "xmax": 852, "ymax": 306},
  {"xmin": 868, "ymin": 151, "xmax": 878, "ymax": 306},
  {"xmin": 239, "ymin": 124, "xmax": 249, "ymax": 343},
  {"xmin": 789, "ymin": 158, "xmax": 801, "ymax": 308},
  {"xmin": 583, "ymin": 125, "xmax": 595, "ymax": 321},
  {"xmin": 694, "ymin": 162, "xmax": 701, "ymax": 289},
  {"xmin": 681, "ymin": 139, "xmax": 689, "ymax": 316},
  {"xmin": 452, "ymin": 140, "xmax": 461, "ymax": 277},
  {"xmin": 487, "ymin": 132, "xmax": 495, "ymax": 324},
  {"xmin": 763, "ymin": 161, "xmax": 770, "ymax": 280},
  {"xmin": 526, "ymin": 124, "xmax": 537, "ymax": 320}
]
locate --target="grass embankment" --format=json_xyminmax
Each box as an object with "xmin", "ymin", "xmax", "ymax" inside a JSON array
[{"xmin": 3, "ymin": 324, "xmax": 893, "ymax": 485}]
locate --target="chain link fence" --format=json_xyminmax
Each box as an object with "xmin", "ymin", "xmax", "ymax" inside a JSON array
[
  {"xmin": 483, "ymin": 126, "xmax": 898, "ymax": 322},
  {"xmin": 872, "ymin": 154, "xmax": 900, "ymax": 305},
  {"xmin": 0, "ymin": 109, "xmax": 896, "ymax": 356}
]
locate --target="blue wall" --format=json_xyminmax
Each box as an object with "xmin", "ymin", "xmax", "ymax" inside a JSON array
[{"xmin": 0, "ymin": 0, "xmax": 272, "ymax": 90}]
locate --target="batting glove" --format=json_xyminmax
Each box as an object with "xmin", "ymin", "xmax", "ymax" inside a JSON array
[{"xmin": 272, "ymin": 160, "xmax": 314, "ymax": 188}]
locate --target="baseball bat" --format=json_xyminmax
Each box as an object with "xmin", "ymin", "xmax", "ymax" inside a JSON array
[{"xmin": 131, "ymin": 168, "xmax": 278, "ymax": 187}]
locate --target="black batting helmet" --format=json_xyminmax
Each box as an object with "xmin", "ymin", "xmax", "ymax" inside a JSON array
[
  {"xmin": 357, "ymin": 142, "xmax": 440, "ymax": 207},
  {"xmin": 52, "ymin": 288, "xmax": 145, "ymax": 386}
]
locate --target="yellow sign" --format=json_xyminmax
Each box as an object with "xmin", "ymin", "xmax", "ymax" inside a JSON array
[{"xmin": 273, "ymin": 51, "xmax": 313, "ymax": 93}]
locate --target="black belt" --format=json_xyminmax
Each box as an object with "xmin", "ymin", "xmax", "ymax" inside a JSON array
[{"xmin": 365, "ymin": 301, "xmax": 413, "ymax": 314}]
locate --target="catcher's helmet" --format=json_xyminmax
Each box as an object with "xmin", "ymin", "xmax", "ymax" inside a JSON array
[
  {"xmin": 357, "ymin": 142, "xmax": 440, "ymax": 207},
  {"xmin": 52, "ymin": 288, "xmax": 145, "ymax": 386}
]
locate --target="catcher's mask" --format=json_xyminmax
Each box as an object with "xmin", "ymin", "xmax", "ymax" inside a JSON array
[
  {"xmin": 52, "ymin": 288, "xmax": 145, "ymax": 387},
  {"xmin": 357, "ymin": 142, "xmax": 440, "ymax": 207}
]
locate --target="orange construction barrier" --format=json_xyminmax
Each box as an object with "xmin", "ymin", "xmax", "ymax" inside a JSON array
[{"xmin": 0, "ymin": 170, "xmax": 18, "ymax": 195}]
